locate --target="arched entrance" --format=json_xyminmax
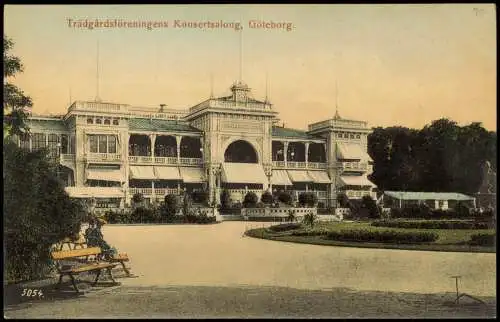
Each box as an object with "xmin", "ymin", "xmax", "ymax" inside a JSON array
[{"xmin": 224, "ymin": 140, "xmax": 258, "ymax": 163}]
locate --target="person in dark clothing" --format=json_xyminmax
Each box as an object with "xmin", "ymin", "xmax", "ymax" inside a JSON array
[{"xmin": 84, "ymin": 217, "xmax": 117, "ymax": 260}]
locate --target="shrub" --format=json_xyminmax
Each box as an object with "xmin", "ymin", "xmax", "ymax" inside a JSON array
[
  {"xmin": 164, "ymin": 194, "xmax": 179, "ymax": 216},
  {"xmin": 243, "ymin": 192, "xmax": 258, "ymax": 208},
  {"xmin": 298, "ymin": 192, "xmax": 317, "ymax": 207},
  {"xmin": 325, "ymin": 229, "xmax": 438, "ymax": 244},
  {"xmin": 269, "ymin": 223, "xmax": 302, "ymax": 232},
  {"xmin": 302, "ymin": 212, "xmax": 317, "ymax": 228},
  {"xmin": 4, "ymin": 142, "xmax": 86, "ymax": 282},
  {"xmin": 361, "ymin": 195, "xmax": 379, "ymax": 219},
  {"xmin": 256, "ymin": 202, "xmax": 266, "ymax": 208},
  {"xmin": 469, "ymin": 233, "xmax": 496, "ymax": 246},
  {"xmin": 277, "ymin": 191, "xmax": 292, "ymax": 205},
  {"xmin": 191, "ymin": 190, "xmax": 209, "ymax": 204},
  {"xmin": 261, "ymin": 191, "xmax": 273, "ymax": 204},
  {"xmin": 182, "ymin": 193, "xmax": 193, "ymax": 216},
  {"xmin": 287, "ymin": 209, "xmax": 296, "ymax": 223},
  {"xmin": 130, "ymin": 206, "xmax": 158, "ymax": 223},
  {"xmin": 132, "ymin": 192, "xmax": 145, "ymax": 205},
  {"xmin": 371, "ymin": 220, "xmax": 491, "ymax": 230},
  {"xmin": 337, "ymin": 193, "xmax": 350, "ymax": 208},
  {"xmin": 291, "ymin": 229, "xmax": 330, "ymax": 236},
  {"xmin": 103, "ymin": 210, "xmax": 126, "ymax": 224}
]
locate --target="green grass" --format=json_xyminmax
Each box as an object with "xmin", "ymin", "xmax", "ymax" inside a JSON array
[{"xmin": 245, "ymin": 221, "xmax": 496, "ymax": 253}]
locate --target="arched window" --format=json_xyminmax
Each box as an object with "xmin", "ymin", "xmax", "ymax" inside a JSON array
[
  {"xmin": 96, "ymin": 119, "xmax": 102, "ymax": 124},
  {"xmin": 224, "ymin": 140, "xmax": 257, "ymax": 163},
  {"xmin": 87, "ymin": 118, "xmax": 94, "ymax": 124}
]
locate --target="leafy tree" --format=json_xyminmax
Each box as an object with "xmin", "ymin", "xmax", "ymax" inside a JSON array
[
  {"xmin": 132, "ymin": 193, "xmax": 145, "ymax": 209},
  {"xmin": 4, "ymin": 142, "xmax": 85, "ymax": 282},
  {"xmin": 298, "ymin": 192, "xmax": 318, "ymax": 207},
  {"xmin": 302, "ymin": 212, "xmax": 317, "ymax": 228},
  {"xmin": 337, "ymin": 193, "xmax": 350, "ymax": 208},
  {"xmin": 162, "ymin": 194, "xmax": 179, "ymax": 220},
  {"xmin": 261, "ymin": 191, "xmax": 273, "ymax": 204},
  {"xmin": 277, "ymin": 191, "xmax": 292, "ymax": 205},
  {"xmin": 243, "ymin": 192, "xmax": 258, "ymax": 208},
  {"xmin": 360, "ymin": 195, "xmax": 379, "ymax": 219},
  {"xmin": 4, "ymin": 36, "xmax": 33, "ymax": 139}
]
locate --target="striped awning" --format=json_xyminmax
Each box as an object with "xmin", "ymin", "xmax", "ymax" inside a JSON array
[
  {"xmin": 86, "ymin": 167, "xmax": 123, "ymax": 182},
  {"xmin": 154, "ymin": 166, "xmax": 181, "ymax": 180},
  {"xmin": 307, "ymin": 171, "xmax": 331, "ymax": 184},
  {"xmin": 179, "ymin": 167, "xmax": 205, "ymax": 183},
  {"xmin": 271, "ymin": 170, "xmax": 292, "ymax": 186},
  {"xmin": 287, "ymin": 170, "xmax": 313, "ymax": 183},
  {"xmin": 129, "ymin": 166, "xmax": 156, "ymax": 180},
  {"xmin": 336, "ymin": 142, "xmax": 372, "ymax": 161},
  {"xmin": 339, "ymin": 175, "xmax": 376, "ymax": 187},
  {"xmin": 221, "ymin": 163, "xmax": 268, "ymax": 185}
]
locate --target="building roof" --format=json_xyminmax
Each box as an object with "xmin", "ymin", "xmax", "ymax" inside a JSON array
[
  {"xmin": 128, "ymin": 118, "xmax": 201, "ymax": 133},
  {"xmin": 383, "ymin": 191, "xmax": 475, "ymax": 201},
  {"xmin": 272, "ymin": 126, "xmax": 319, "ymax": 140},
  {"xmin": 27, "ymin": 118, "xmax": 67, "ymax": 131}
]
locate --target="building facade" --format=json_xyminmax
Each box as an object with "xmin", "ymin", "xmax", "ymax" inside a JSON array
[{"xmin": 15, "ymin": 81, "xmax": 376, "ymax": 209}]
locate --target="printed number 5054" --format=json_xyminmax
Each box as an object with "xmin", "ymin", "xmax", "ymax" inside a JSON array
[{"xmin": 21, "ymin": 289, "xmax": 43, "ymax": 297}]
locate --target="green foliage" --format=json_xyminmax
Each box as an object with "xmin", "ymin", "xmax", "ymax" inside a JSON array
[
  {"xmin": 269, "ymin": 223, "xmax": 302, "ymax": 232},
  {"xmin": 360, "ymin": 195, "xmax": 379, "ymax": 219},
  {"xmin": 243, "ymin": 192, "xmax": 258, "ymax": 208},
  {"xmin": 4, "ymin": 142, "xmax": 85, "ymax": 282},
  {"xmin": 302, "ymin": 212, "xmax": 317, "ymax": 228},
  {"xmin": 371, "ymin": 220, "xmax": 491, "ymax": 230},
  {"xmin": 390, "ymin": 205, "xmax": 478, "ymax": 220},
  {"xmin": 132, "ymin": 193, "xmax": 144, "ymax": 204},
  {"xmin": 103, "ymin": 210, "xmax": 129, "ymax": 224},
  {"xmin": 4, "ymin": 36, "xmax": 32, "ymax": 139},
  {"xmin": 298, "ymin": 192, "xmax": 318, "ymax": 207},
  {"xmin": 469, "ymin": 233, "xmax": 496, "ymax": 246},
  {"xmin": 337, "ymin": 193, "xmax": 350, "ymax": 208},
  {"xmin": 163, "ymin": 194, "xmax": 179, "ymax": 217},
  {"xmin": 287, "ymin": 209, "xmax": 296, "ymax": 223},
  {"xmin": 325, "ymin": 229, "xmax": 438, "ymax": 244},
  {"xmin": 277, "ymin": 191, "xmax": 292, "ymax": 205},
  {"xmin": 183, "ymin": 193, "xmax": 193, "ymax": 216},
  {"xmin": 261, "ymin": 191, "xmax": 273, "ymax": 204},
  {"xmin": 130, "ymin": 206, "xmax": 159, "ymax": 223},
  {"xmin": 368, "ymin": 119, "xmax": 496, "ymax": 194}
]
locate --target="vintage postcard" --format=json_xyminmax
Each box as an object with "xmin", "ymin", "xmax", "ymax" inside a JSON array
[{"xmin": 3, "ymin": 4, "xmax": 496, "ymax": 319}]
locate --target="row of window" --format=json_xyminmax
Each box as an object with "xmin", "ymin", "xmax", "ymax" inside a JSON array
[
  {"xmin": 337, "ymin": 132, "xmax": 362, "ymax": 139},
  {"xmin": 88, "ymin": 135, "xmax": 118, "ymax": 154},
  {"xmin": 87, "ymin": 118, "xmax": 120, "ymax": 125},
  {"xmin": 19, "ymin": 133, "xmax": 74, "ymax": 154}
]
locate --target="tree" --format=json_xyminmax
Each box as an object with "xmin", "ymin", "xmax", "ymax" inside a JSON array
[
  {"xmin": 4, "ymin": 141, "xmax": 85, "ymax": 282},
  {"xmin": 277, "ymin": 191, "xmax": 292, "ymax": 205},
  {"xmin": 302, "ymin": 212, "xmax": 317, "ymax": 228},
  {"xmin": 360, "ymin": 195, "xmax": 379, "ymax": 219},
  {"xmin": 261, "ymin": 191, "xmax": 273, "ymax": 204},
  {"xmin": 4, "ymin": 36, "xmax": 33, "ymax": 139},
  {"xmin": 243, "ymin": 192, "xmax": 258, "ymax": 208},
  {"xmin": 162, "ymin": 194, "xmax": 179, "ymax": 220},
  {"xmin": 337, "ymin": 193, "xmax": 350, "ymax": 208},
  {"xmin": 298, "ymin": 192, "xmax": 318, "ymax": 207}
]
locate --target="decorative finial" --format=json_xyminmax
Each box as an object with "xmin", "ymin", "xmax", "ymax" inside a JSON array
[
  {"xmin": 334, "ymin": 80, "xmax": 340, "ymax": 119},
  {"xmin": 265, "ymin": 72, "xmax": 269, "ymax": 103},
  {"xmin": 210, "ymin": 73, "xmax": 214, "ymax": 99}
]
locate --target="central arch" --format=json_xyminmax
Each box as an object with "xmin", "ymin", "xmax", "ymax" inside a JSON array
[{"xmin": 224, "ymin": 140, "xmax": 258, "ymax": 163}]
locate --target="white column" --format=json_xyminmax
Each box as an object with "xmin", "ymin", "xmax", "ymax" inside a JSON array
[
  {"xmin": 152, "ymin": 180, "xmax": 155, "ymax": 200},
  {"xmin": 283, "ymin": 141, "xmax": 289, "ymax": 166},
  {"xmin": 305, "ymin": 142, "xmax": 310, "ymax": 167},
  {"xmin": 150, "ymin": 134, "xmax": 156, "ymax": 158},
  {"xmin": 305, "ymin": 184, "xmax": 309, "ymax": 192},
  {"xmin": 176, "ymin": 136, "xmax": 181, "ymax": 164}
]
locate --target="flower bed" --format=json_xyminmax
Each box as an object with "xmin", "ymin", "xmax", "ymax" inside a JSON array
[
  {"xmin": 469, "ymin": 233, "xmax": 496, "ymax": 246},
  {"xmin": 324, "ymin": 229, "xmax": 439, "ymax": 244},
  {"xmin": 371, "ymin": 220, "xmax": 492, "ymax": 230},
  {"xmin": 268, "ymin": 223, "xmax": 302, "ymax": 232}
]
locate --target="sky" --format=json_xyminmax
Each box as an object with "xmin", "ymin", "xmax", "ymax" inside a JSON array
[{"xmin": 4, "ymin": 4, "xmax": 497, "ymax": 131}]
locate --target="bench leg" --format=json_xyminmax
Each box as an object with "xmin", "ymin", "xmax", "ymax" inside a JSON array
[
  {"xmin": 69, "ymin": 274, "xmax": 80, "ymax": 293},
  {"xmin": 120, "ymin": 261, "xmax": 131, "ymax": 277},
  {"xmin": 107, "ymin": 267, "xmax": 117, "ymax": 284},
  {"xmin": 56, "ymin": 274, "xmax": 64, "ymax": 289},
  {"xmin": 92, "ymin": 270, "xmax": 102, "ymax": 286}
]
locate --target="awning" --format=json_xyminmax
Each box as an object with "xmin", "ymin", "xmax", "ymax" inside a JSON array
[
  {"xmin": 86, "ymin": 167, "xmax": 123, "ymax": 182},
  {"xmin": 287, "ymin": 170, "xmax": 313, "ymax": 182},
  {"xmin": 179, "ymin": 167, "xmax": 205, "ymax": 183},
  {"xmin": 336, "ymin": 142, "xmax": 372, "ymax": 161},
  {"xmin": 384, "ymin": 191, "xmax": 475, "ymax": 201},
  {"xmin": 271, "ymin": 170, "xmax": 292, "ymax": 186},
  {"xmin": 65, "ymin": 187, "xmax": 124, "ymax": 198},
  {"xmin": 307, "ymin": 171, "xmax": 331, "ymax": 184},
  {"xmin": 129, "ymin": 166, "xmax": 156, "ymax": 180},
  {"xmin": 221, "ymin": 163, "xmax": 268, "ymax": 185},
  {"xmin": 154, "ymin": 166, "xmax": 181, "ymax": 180},
  {"xmin": 339, "ymin": 175, "xmax": 376, "ymax": 187}
]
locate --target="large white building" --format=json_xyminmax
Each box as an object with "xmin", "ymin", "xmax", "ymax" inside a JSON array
[{"xmin": 16, "ymin": 80, "xmax": 376, "ymax": 209}]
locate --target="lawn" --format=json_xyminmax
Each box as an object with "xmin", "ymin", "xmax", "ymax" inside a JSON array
[{"xmin": 245, "ymin": 221, "xmax": 496, "ymax": 253}]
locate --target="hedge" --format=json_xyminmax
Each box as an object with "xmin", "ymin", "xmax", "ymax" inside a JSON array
[
  {"xmin": 268, "ymin": 223, "xmax": 302, "ymax": 232},
  {"xmin": 371, "ymin": 220, "xmax": 491, "ymax": 230},
  {"xmin": 291, "ymin": 229, "xmax": 330, "ymax": 237},
  {"xmin": 324, "ymin": 229, "xmax": 438, "ymax": 244},
  {"xmin": 469, "ymin": 233, "xmax": 496, "ymax": 246}
]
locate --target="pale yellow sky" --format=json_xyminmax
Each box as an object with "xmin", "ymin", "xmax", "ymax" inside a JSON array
[{"xmin": 4, "ymin": 4, "xmax": 497, "ymax": 131}]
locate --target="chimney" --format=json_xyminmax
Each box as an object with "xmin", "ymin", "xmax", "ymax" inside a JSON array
[{"xmin": 160, "ymin": 104, "xmax": 166, "ymax": 112}]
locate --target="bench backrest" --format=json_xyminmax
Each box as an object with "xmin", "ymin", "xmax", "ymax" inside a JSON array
[{"xmin": 51, "ymin": 247, "xmax": 102, "ymax": 260}]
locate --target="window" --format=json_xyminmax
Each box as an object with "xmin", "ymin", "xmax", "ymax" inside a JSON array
[
  {"xmin": 113, "ymin": 119, "xmax": 119, "ymax": 125},
  {"xmin": 108, "ymin": 136, "xmax": 117, "ymax": 153},
  {"xmin": 96, "ymin": 119, "xmax": 102, "ymax": 124},
  {"xmin": 70, "ymin": 135, "xmax": 76, "ymax": 154},
  {"xmin": 356, "ymin": 134, "xmax": 361, "ymax": 139},
  {"xmin": 87, "ymin": 118, "xmax": 93, "ymax": 124},
  {"xmin": 61, "ymin": 135, "xmax": 68, "ymax": 154},
  {"xmin": 89, "ymin": 135, "xmax": 98, "ymax": 153},
  {"xmin": 350, "ymin": 134, "xmax": 355, "ymax": 139},
  {"xmin": 47, "ymin": 134, "xmax": 60, "ymax": 157},
  {"xmin": 98, "ymin": 135, "xmax": 107, "ymax": 153},
  {"xmin": 104, "ymin": 119, "xmax": 111, "ymax": 125},
  {"xmin": 32, "ymin": 133, "xmax": 46, "ymax": 151}
]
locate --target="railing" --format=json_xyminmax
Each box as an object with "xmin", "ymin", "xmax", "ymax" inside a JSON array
[
  {"xmin": 345, "ymin": 190, "xmax": 376, "ymax": 199},
  {"xmin": 129, "ymin": 188, "xmax": 153, "ymax": 195},
  {"xmin": 129, "ymin": 188, "xmax": 179, "ymax": 196},
  {"xmin": 293, "ymin": 190, "xmax": 329, "ymax": 199},
  {"xmin": 339, "ymin": 162, "xmax": 368, "ymax": 171},
  {"xmin": 308, "ymin": 118, "xmax": 368, "ymax": 131},
  {"xmin": 272, "ymin": 161, "xmax": 327, "ymax": 169},
  {"xmin": 128, "ymin": 156, "xmax": 202, "ymax": 166},
  {"xmin": 153, "ymin": 188, "xmax": 180, "ymax": 196},
  {"xmin": 86, "ymin": 153, "xmax": 122, "ymax": 162},
  {"xmin": 189, "ymin": 98, "xmax": 273, "ymax": 114},
  {"xmin": 60, "ymin": 154, "xmax": 75, "ymax": 162},
  {"xmin": 69, "ymin": 101, "xmax": 127, "ymax": 113}
]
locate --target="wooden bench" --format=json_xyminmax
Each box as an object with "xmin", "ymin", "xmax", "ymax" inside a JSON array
[
  {"xmin": 58, "ymin": 234, "xmax": 87, "ymax": 251},
  {"xmin": 51, "ymin": 247, "xmax": 119, "ymax": 293},
  {"xmin": 106, "ymin": 253, "xmax": 133, "ymax": 277}
]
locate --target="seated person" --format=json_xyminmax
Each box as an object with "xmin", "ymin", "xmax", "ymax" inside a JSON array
[{"xmin": 84, "ymin": 217, "xmax": 117, "ymax": 260}]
